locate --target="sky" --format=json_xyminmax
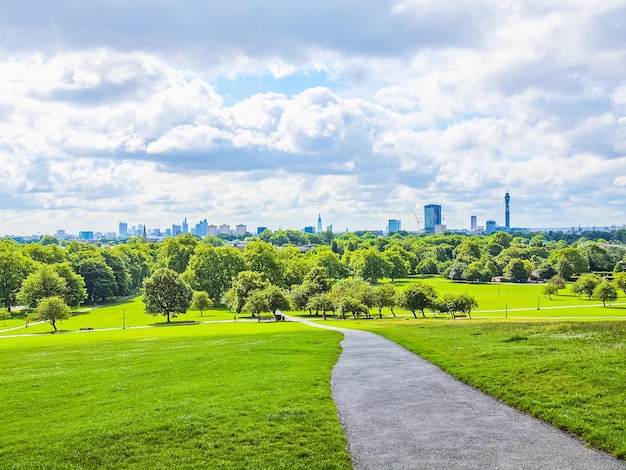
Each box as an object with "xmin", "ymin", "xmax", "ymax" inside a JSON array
[{"xmin": 1, "ymin": 0, "xmax": 626, "ymax": 236}]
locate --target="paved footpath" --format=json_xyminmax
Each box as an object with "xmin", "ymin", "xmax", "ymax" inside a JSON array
[{"xmin": 295, "ymin": 318, "xmax": 626, "ymax": 470}]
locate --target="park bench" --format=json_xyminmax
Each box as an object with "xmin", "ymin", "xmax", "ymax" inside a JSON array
[{"xmin": 451, "ymin": 313, "xmax": 469, "ymax": 319}]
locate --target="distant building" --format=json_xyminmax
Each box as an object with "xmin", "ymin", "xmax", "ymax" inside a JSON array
[
  {"xmin": 195, "ymin": 219, "xmax": 208, "ymax": 237},
  {"xmin": 207, "ymin": 224, "xmax": 217, "ymax": 237},
  {"xmin": 505, "ymin": 192, "xmax": 511, "ymax": 229},
  {"xmin": 486, "ymin": 220, "xmax": 497, "ymax": 234},
  {"xmin": 182, "ymin": 218, "xmax": 188, "ymax": 234},
  {"xmin": 303, "ymin": 226, "xmax": 315, "ymax": 234},
  {"xmin": 424, "ymin": 204, "xmax": 442, "ymax": 233},
  {"xmin": 172, "ymin": 224, "xmax": 182, "ymax": 236},
  {"xmin": 236, "ymin": 224, "xmax": 247, "ymax": 237},
  {"xmin": 317, "ymin": 214, "xmax": 323, "ymax": 234},
  {"xmin": 470, "ymin": 215, "xmax": 477, "ymax": 233},
  {"xmin": 257, "ymin": 227, "xmax": 268, "ymax": 236},
  {"xmin": 387, "ymin": 219, "xmax": 401, "ymax": 233},
  {"xmin": 118, "ymin": 222, "xmax": 128, "ymax": 237},
  {"xmin": 56, "ymin": 230, "xmax": 66, "ymax": 239},
  {"xmin": 79, "ymin": 231, "xmax": 94, "ymax": 241},
  {"xmin": 219, "ymin": 224, "xmax": 230, "ymax": 235}
]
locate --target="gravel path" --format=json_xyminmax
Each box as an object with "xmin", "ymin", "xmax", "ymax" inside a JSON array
[{"xmin": 296, "ymin": 319, "xmax": 626, "ymax": 470}]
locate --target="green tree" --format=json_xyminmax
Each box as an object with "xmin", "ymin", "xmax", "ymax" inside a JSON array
[
  {"xmin": 447, "ymin": 261, "xmax": 468, "ymax": 281},
  {"xmin": 504, "ymin": 258, "xmax": 531, "ymax": 282},
  {"xmin": 571, "ymin": 273, "xmax": 602, "ymax": 299},
  {"xmin": 191, "ymin": 291, "xmax": 213, "ymax": 317},
  {"xmin": 417, "ymin": 257, "xmax": 438, "ymax": 275},
  {"xmin": 349, "ymin": 249, "xmax": 392, "ymax": 284},
  {"xmin": 222, "ymin": 270, "xmax": 269, "ymax": 315},
  {"xmin": 549, "ymin": 247, "xmax": 590, "ymax": 277},
  {"xmin": 306, "ymin": 293, "xmax": 335, "ymax": 319},
  {"xmin": 244, "ymin": 241, "xmax": 284, "ymax": 286},
  {"xmin": 381, "ymin": 250, "xmax": 409, "ymax": 281},
  {"xmin": 542, "ymin": 283, "xmax": 558, "ymax": 300},
  {"xmin": 183, "ymin": 245, "xmax": 246, "ymax": 301},
  {"xmin": 490, "ymin": 232, "xmax": 513, "ymax": 249},
  {"xmin": 592, "ymin": 281, "xmax": 618, "ymax": 307},
  {"xmin": 400, "ymin": 283, "xmax": 437, "ymax": 318},
  {"xmin": 613, "ymin": 272, "xmax": 626, "ymax": 295},
  {"xmin": 53, "ymin": 262, "xmax": 87, "ymax": 307},
  {"xmin": 157, "ymin": 233, "xmax": 199, "ymax": 273},
  {"xmin": 143, "ymin": 268, "xmax": 193, "ymax": 323},
  {"xmin": 0, "ymin": 307, "xmax": 10, "ymax": 326},
  {"xmin": 102, "ymin": 250, "xmax": 132, "ymax": 296},
  {"xmin": 435, "ymin": 293, "xmax": 478, "ymax": 318},
  {"xmin": 78, "ymin": 257, "xmax": 117, "ymax": 303},
  {"xmin": 32, "ymin": 296, "xmax": 71, "ymax": 332},
  {"xmin": 0, "ymin": 244, "xmax": 33, "ymax": 311},
  {"xmin": 337, "ymin": 297, "xmax": 368, "ymax": 320},
  {"xmin": 17, "ymin": 265, "xmax": 67, "ymax": 308},
  {"xmin": 453, "ymin": 239, "xmax": 482, "ymax": 262},
  {"xmin": 373, "ymin": 283, "xmax": 397, "ymax": 318}
]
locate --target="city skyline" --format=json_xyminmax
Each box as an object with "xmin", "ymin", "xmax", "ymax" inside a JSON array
[{"xmin": 1, "ymin": 2, "xmax": 625, "ymax": 235}]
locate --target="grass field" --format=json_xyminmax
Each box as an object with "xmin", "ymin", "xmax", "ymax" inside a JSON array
[
  {"xmin": 0, "ymin": 295, "xmax": 248, "ymax": 336},
  {"xmin": 380, "ymin": 276, "xmax": 626, "ymax": 319},
  {"xmin": 338, "ymin": 318, "xmax": 626, "ymax": 459},
  {"xmin": 0, "ymin": 322, "xmax": 350, "ymax": 469}
]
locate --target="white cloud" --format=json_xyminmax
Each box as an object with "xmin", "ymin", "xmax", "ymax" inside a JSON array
[{"xmin": 1, "ymin": 1, "xmax": 626, "ymax": 234}]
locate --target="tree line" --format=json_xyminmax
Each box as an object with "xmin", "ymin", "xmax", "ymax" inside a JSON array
[{"xmin": 2, "ymin": 229, "xmax": 625, "ymax": 328}]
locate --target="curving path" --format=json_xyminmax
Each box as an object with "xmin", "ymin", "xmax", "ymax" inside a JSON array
[{"xmin": 290, "ymin": 317, "xmax": 626, "ymax": 470}]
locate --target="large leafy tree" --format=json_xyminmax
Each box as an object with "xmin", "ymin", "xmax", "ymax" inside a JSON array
[
  {"xmin": 592, "ymin": 281, "xmax": 618, "ymax": 307},
  {"xmin": 613, "ymin": 272, "xmax": 626, "ymax": 295},
  {"xmin": 143, "ymin": 268, "xmax": 193, "ymax": 323},
  {"xmin": 0, "ymin": 243, "xmax": 33, "ymax": 311},
  {"xmin": 400, "ymin": 282, "xmax": 437, "ymax": 318},
  {"xmin": 102, "ymin": 250, "xmax": 132, "ymax": 296},
  {"xmin": 571, "ymin": 273, "xmax": 602, "ymax": 299},
  {"xmin": 77, "ymin": 257, "xmax": 117, "ymax": 303},
  {"xmin": 222, "ymin": 270, "xmax": 269, "ymax": 315},
  {"xmin": 244, "ymin": 241, "xmax": 284, "ymax": 286},
  {"xmin": 53, "ymin": 262, "xmax": 87, "ymax": 307},
  {"xmin": 348, "ymin": 249, "xmax": 392, "ymax": 284},
  {"xmin": 183, "ymin": 245, "xmax": 246, "ymax": 301},
  {"xmin": 17, "ymin": 265, "xmax": 67, "ymax": 308},
  {"xmin": 373, "ymin": 283, "xmax": 397, "ymax": 318},
  {"xmin": 504, "ymin": 258, "xmax": 532, "ymax": 282},
  {"xmin": 32, "ymin": 296, "xmax": 71, "ymax": 332},
  {"xmin": 157, "ymin": 233, "xmax": 199, "ymax": 274}
]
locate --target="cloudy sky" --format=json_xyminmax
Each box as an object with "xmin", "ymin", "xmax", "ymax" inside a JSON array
[{"xmin": 1, "ymin": 1, "xmax": 626, "ymax": 236}]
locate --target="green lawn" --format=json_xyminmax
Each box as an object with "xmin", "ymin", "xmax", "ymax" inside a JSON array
[
  {"xmin": 0, "ymin": 296, "xmax": 252, "ymax": 336},
  {"xmin": 0, "ymin": 322, "xmax": 350, "ymax": 469},
  {"xmin": 379, "ymin": 276, "xmax": 626, "ymax": 319},
  {"xmin": 339, "ymin": 318, "xmax": 626, "ymax": 459}
]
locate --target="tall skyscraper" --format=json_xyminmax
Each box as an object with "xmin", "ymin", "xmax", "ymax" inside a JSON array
[
  {"xmin": 317, "ymin": 214, "xmax": 323, "ymax": 234},
  {"xmin": 470, "ymin": 215, "xmax": 477, "ymax": 232},
  {"xmin": 387, "ymin": 219, "xmax": 401, "ymax": 233},
  {"xmin": 236, "ymin": 224, "xmax": 247, "ymax": 237},
  {"xmin": 182, "ymin": 218, "xmax": 188, "ymax": 234},
  {"xmin": 424, "ymin": 204, "xmax": 442, "ymax": 233},
  {"xmin": 505, "ymin": 192, "xmax": 511, "ymax": 229},
  {"xmin": 118, "ymin": 222, "xmax": 128, "ymax": 237}
]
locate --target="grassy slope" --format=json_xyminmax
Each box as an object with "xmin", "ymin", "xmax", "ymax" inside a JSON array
[
  {"xmin": 0, "ymin": 322, "xmax": 350, "ymax": 470},
  {"xmin": 340, "ymin": 318, "xmax": 626, "ymax": 458}
]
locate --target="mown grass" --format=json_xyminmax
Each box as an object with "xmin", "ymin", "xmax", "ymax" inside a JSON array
[
  {"xmin": 0, "ymin": 322, "xmax": 350, "ymax": 469},
  {"xmin": 340, "ymin": 318, "xmax": 626, "ymax": 459},
  {"xmin": 0, "ymin": 296, "xmax": 249, "ymax": 336},
  {"xmin": 376, "ymin": 276, "xmax": 626, "ymax": 319}
]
